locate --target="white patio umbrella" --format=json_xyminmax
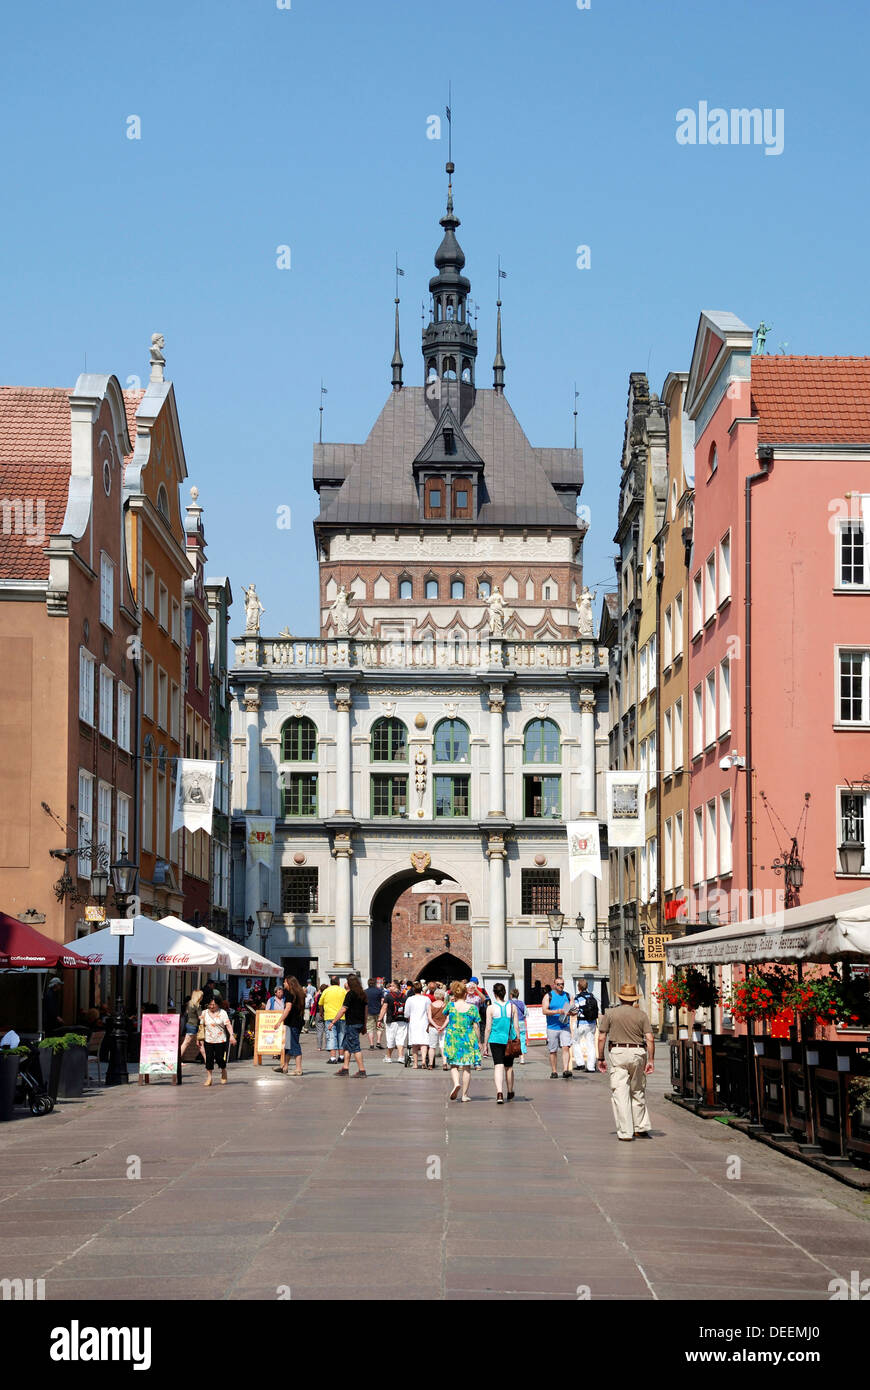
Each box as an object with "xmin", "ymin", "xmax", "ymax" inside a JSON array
[
  {"xmin": 66, "ymin": 917, "xmax": 227, "ymax": 970},
  {"xmin": 158, "ymin": 916, "xmax": 281, "ymax": 978}
]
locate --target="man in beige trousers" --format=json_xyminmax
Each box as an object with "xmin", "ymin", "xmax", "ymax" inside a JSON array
[{"xmin": 597, "ymin": 983, "xmax": 654, "ymax": 1141}]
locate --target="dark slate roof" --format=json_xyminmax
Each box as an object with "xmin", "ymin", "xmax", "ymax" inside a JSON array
[{"xmin": 314, "ymin": 387, "xmax": 582, "ymax": 527}]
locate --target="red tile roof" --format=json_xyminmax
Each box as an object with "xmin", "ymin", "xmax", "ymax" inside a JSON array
[
  {"xmin": 0, "ymin": 388, "xmax": 71, "ymax": 580},
  {"xmin": 751, "ymin": 357, "xmax": 870, "ymax": 444},
  {"xmin": 123, "ymin": 388, "xmax": 145, "ymax": 448}
]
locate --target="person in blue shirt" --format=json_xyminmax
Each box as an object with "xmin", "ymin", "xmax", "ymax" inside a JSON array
[{"xmin": 542, "ymin": 977, "xmax": 573, "ymax": 1078}]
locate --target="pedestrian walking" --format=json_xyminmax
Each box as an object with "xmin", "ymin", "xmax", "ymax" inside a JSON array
[
  {"xmin": 331, "ymin": 975, "xmax": 368, "ymax": 1077},
  {"xmin": 444, "ymin": 980, "xmax": 480, "ymax": 1102},
  {"xmin": 201, "ymin": 997, "xmax": 236, "ymax": 1086},
  {"xmin": 570, "ymin": 977, "xmax": 599, "ymax": 1074},
  {"xmin": 279, "ymin": 977, "xmax": 307, "ymax": 1076},
  {"xmin": 180, "ymin": 988, "xmax": 204, "ymax": 1063},
  {"xmin": 313, "ymin": 981, "xmax": 328, "ymax": 1051},
  {"xmin": 424, "ymin": 984, "xmax": 443, "ymax": 1069},
  {"xmin": 364, "ymin": 978, "xmax": 385, "ymax": 1049},
  {"xmin": 596, "ymin": 983, "xmax": 654, "ymax": 1141},
  {"xmin": 378, "ymin": 981, "xmax": 408, "ymax": 1063},
  {"xmin": 542, "ymin": 977, "xmax": 574, "ymax": 1079},
  {"xmin": 404, "ymin": 982, "xmax": 433, "ymax": 1069},
  {"xmin": 319, "ymin": 976, "xmax": 347, "ymax": 1064},
  {"xmin": 484, "ymin": 984, "xmax": 520, "ymax": 1103},
  {"xmin": 303, "ymin": 981, "xmax": 316, "ymax": 1031},
  {"xmin": 509, "ymin": 988, "xmax": 527, "ymax": 1064}
]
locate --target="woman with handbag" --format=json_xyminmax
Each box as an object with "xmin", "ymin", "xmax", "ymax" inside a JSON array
[
  {"xmin": 200, "ymin": 996, "xmax": 236, "ymax": 1086},
  {"xmin": 484, "ymin": 983, "xmax": 520, "ymax": 1104}
]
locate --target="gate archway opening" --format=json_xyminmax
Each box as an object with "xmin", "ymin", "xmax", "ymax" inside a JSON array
[
  {"xmin": 369, "ymin": 867, "xmax": 470, "ymax": 982},
  {"xmin": 417, "ymin": 952, "xmax": 470, "ymax": 984}
]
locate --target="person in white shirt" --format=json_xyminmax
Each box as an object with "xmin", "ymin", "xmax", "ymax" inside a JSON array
[{"xmin": 1, "ymin": 1027, "xmax": 21, "ymax": 1048}]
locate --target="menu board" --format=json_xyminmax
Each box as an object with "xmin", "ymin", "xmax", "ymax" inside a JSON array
[{"xmin": 139, "ymin": 1014, "xmax": 181, "ymax": 1075}]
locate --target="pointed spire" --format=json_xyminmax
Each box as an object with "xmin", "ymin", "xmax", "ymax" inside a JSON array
[
  {"xmin": 493, "ymin": 300, "xmax": 505, "ymax": 393},
  {"xmin": 391, "ymin": 297, "xmax": 403, "ymax": 391}
]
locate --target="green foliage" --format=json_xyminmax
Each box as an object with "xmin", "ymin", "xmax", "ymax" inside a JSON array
[{"xmin": 38, "ymin": 1033, "xmax": 87, "ymax": 1052}]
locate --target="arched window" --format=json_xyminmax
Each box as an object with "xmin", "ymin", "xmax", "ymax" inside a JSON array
[
  {"xmin": 461, "ymin": 358, "xmax": 472, "ymax": 383},
  {"xmin": 281, "ymin": 716, "xmax": 317, "ymax": 762},
  {"xmin": 477, "ymin": 577, "xmax": 492, "ymax": 599},
  {"xmin": 446, "ymin": 298, "xmax": 455, "ymax": 321},
  {"xmin": 434, "ymin": 718, "xmax": 470, "ymax": 763},
  {"xmin": 524, "ymin": 718, "xmax": 561, "ymax": 764},
  {"xmin": 399, "ymin": 578, "xmax": 413, "ymax": 599},
  {"xmin": 709, "ymin": 444, "xmax": 718, "ymax": 476},
  {"xmin": 451, "ymin": 577, "xmax": 465, "ymax": 600},
  {"xmin": 425, "ymin": 577, "xmax": 439, "ymax": 600},
  {"xmin": 442, "ymin": 356, "xmax": 457, "ymax": 381},
  {"xmin": 427, "ymin": 358, "xmax": 437, "ymax": 380},
  {"xmin": 370, "ymin": 717, "xmax": 407, "ymax": 762},
  {"xmin": 156, "ymin": 485, "xmax": 170, "ymax": 522}
]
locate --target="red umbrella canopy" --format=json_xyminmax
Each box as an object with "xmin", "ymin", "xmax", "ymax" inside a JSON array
[{"xmin": 0, "ymin": 913, "xmax": 89, "ymax": 969}]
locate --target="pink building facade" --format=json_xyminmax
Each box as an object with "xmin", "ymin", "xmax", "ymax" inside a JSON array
[{"xmin": 685, "ymin": 313, "xmax": 870, "ymax": 965}]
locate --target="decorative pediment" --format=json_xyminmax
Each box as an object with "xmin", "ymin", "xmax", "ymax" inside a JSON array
[{"xmin": 413, "ymin": 403, "xmax": 484, "ymax": 471}]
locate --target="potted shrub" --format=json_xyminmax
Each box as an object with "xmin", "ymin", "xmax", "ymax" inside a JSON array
[
  {"xmin": 38, "ymin": 1034, "xmax": 88, "ymax": 1099},
  {"xmin": 0, "ymin": 1046, "xmax": 27, "ymax": 1121}
]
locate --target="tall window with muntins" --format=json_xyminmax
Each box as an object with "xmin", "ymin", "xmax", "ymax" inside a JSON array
[
  {"xmin": 523, "ymin": 718, "xmax": 560, "ymax": 764},
  {"xmin": 521, "ymin": 868, "xmax": 560, "ymax": 915},
  {"xmin": 282, "ymin": 867, "xmax": 319, "ymax": 913},
  {"xmin": 371, "ymin": 774, "xmax": 408, "ymax": 817},
  {"xmin": 839, "ymin": 650, "xmax": 870, "ymax": 723},
  {"xmin": 451, "ymin": 577, "xmax": 465, "ymax": 599},
  {"xmin": 452, "ymin": 901, "xmax": 470, "ymax": 923},
  {"xmin": 282, "ymin": 773, "xmax": 317, "ymax": 817},
  {"xmin": 524, "ymin": 774, "xmax": 561, "ymax": 819},
  {"xmin": 425, "ymin": 577, "xmax": 439, "ymax": 599},
  {"xmin": 281, "ymin": 716, "xmax": 317, "ymax": 762},
  {"xmin": 434, "ymin": 719, "xmax": 470, "ymax": 763},
  {"xmin": 840, "ymin": 512, "xmax": 869, "ymax": 586},
  {"xmin": 370, "ymin": 717, "xmax": 407, "ymax": 761},
  {"xmin": 840, "ymin": 791, "xmax": 870, "ymax": 872},
  {"xmin": 399, "ymin": 578, "xmax": 413, "ymax": 599},
  {"xmin": 434, "ymin": 774, "xmax": 470, "ymax": 818}
]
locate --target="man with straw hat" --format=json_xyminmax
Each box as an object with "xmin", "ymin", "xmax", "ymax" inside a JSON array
[{"xmin": 596, "ymin": 983, "xmax": 654, "ymax": 1141}]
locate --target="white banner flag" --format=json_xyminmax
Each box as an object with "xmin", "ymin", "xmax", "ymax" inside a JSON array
[
  {"xmin": 246, "ymin": 816, "xmax": 276, "ymax": 868},
  {"xmin": 567, "ymin": 820, "xmax": 602, "ymax": 880},
  {"xmin": 605, "ymin": 771, "xmax": 646, "ymax": 847},
  {"xmin": 171, "ymin": 759, "xmax": 217, "ymax": 835}
]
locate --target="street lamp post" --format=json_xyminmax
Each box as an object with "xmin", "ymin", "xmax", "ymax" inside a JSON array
[
  {"xmin": 547, "ymin": 910, "xmax": 565, "ymax": 984},
  {"xmin": 256, "ymin": 907, "xmax": 274, "ymax": 962},
  {"xmin": 106, "ymin": 850, "xmax": 138, "ymax": 1087}
]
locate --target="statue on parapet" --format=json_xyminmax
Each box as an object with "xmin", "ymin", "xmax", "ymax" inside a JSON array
[
  {"xmin": 487, "ymin": 586, "xmax": 511, "ymax": 636},
  {"xmin": 242, "ymin": 582, "xmax": 264, "ymax": 635},
  {"xmin": 575, "ymin": 586, "xmax": 594, "ymax": 636}
]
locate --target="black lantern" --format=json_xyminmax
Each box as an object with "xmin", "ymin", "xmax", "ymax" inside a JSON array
[
  {"xmin": 256, "ymin": 907, "xmax": 274, "ymax": 956},
  {"xmin": 91, "ymin": 866, "xmax": 109, "ymax": 906},
  {"xmin": 547, "ymin": 910, "xmax": 564, "ymax": 979}
]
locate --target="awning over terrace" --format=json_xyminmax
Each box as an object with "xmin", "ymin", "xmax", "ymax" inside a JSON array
[{"xmin": 664, "ymin": 887, "xmax": 870, "ymax": 968}]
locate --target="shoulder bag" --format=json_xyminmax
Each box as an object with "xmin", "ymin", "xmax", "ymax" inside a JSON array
[{"xmin": 504, "ymin": 1004, "xmax": 521, "ymax": 1059}]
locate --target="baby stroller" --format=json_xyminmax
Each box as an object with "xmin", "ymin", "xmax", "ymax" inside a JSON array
[{"xmin": 14, "ymin": 1040, "xmax": 55, "ymax": 1115}]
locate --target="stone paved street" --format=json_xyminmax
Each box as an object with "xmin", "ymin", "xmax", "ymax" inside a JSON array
[{"xmin": 2, "ymin": 1039, "xmax": 870, "ymax": 1302}]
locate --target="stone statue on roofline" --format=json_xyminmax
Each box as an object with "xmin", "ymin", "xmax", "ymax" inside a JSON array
[
  {"xmin": 149, "ymin": 333, "xmax": 166, "ymax": 383},
  {"xmin": 330, "ymin": 584, "xmax": 352, "ymax": 636},
  {"xmin": 242, "ymin": 583, "xmax": 264, "ymax": 635},
  {"xmin": 755, "ymin": 321, "xmax": 771, "ymax": 356},
  {"xmin": 575, "ymin": 586, "xmax": 594, "ymax": 636}
]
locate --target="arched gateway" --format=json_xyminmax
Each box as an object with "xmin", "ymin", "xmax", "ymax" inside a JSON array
[{"xmin": 369, "ymin": 867, "xmax": 471, "ymax": 983}]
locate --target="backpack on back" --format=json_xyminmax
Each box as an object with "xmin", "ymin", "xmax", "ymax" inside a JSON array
[{"xmin": 578, "ymin": 992, "xmax": 599, "ymax": 1023}]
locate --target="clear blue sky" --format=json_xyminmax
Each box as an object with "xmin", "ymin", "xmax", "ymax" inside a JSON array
[{"xmin": 2, "ymin": 0, "xmax": 868, "ymax": 629}]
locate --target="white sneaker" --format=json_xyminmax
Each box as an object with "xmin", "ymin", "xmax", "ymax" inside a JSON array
[{"xmin": 383, "ymin": 1056, "xmax": 392, "ymax": 1063}]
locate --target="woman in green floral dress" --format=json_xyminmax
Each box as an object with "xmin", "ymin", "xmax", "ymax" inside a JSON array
[{"xmin": 444, "ymin": 981, "xmax": 481, "ymax": 1102}]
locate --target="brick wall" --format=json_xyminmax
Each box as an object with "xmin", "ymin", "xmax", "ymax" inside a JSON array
[{"xmin": 390, "ymin": 888, "xmax": 472, "ymax": 982}]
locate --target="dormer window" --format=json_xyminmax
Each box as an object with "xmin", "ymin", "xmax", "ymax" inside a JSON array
[
  {"xmin": 452, "ymin": 478, "xmax": 472, "ymax": 519},
  {"xmin": 424, "ymin": 477, "xmax": 445, "ymax": 519},
  {"xmin": 443, "ymin": 427, "xmax": 455, "ymax": 453}
]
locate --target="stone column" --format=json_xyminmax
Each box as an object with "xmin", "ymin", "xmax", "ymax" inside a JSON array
[
  {"xmin": 486, "ymin": 830, "xmax": 508, "ymax": 971},
  {"xmin": 487, "ymin": 685, "xmax": 506, "ymax": 817},
  {"xmin": 332, "ymin": 831, "xmax": 353, "ymax": 970},
  {"xmin": 243, "ymin": 685, "xmax": 261, "ymax": 813},
  {"xmin": 334, "ymin": 684, "xmax": 352, "ymax": 816},
  {"xmin": 577, "ymin": 691, "xmax": 599, "ymax": 973}
]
